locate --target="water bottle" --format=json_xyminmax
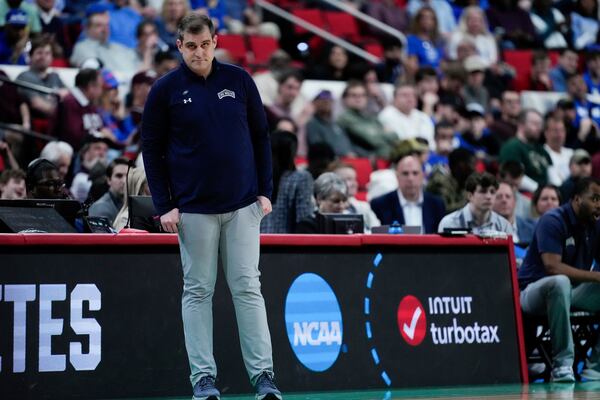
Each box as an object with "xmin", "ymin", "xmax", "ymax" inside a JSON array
[{"xmin": 388, "ymin": 221, "xmax": 403, "ymax": 234}]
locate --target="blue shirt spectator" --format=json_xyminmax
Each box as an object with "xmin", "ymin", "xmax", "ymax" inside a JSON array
[
  {"xmin": 407, "ymin": 0, "xmax": 456, "ymax": 36},
  {"xmin": 407, "ymin": 34, "xmax": 443, "ymax": 69}
]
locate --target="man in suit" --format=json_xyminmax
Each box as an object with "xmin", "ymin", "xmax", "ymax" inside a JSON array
[{"xmin": 370, "ymin": 153, "xmax": 445, "ymax": 233}]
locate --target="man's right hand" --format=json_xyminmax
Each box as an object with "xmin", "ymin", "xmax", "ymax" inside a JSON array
[{"xmin": 160, "ymin": 208, "xmax": 180, "ymax": 233}]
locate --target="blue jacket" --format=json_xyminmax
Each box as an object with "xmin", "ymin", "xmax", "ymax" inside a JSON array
[
  {"xmin": 370, "ymin": 190, "xmax": 446, "ymax": 234},
  {"xmin": 142, "ymin": 60, "xmax": 272, "ymax": 215}
]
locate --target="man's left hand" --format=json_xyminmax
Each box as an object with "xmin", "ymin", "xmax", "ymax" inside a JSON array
[{"xmin": 257, "ymin": 196, "xmax": 272, "ymax": 216}]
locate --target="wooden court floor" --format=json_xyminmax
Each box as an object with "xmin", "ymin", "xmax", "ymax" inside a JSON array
[{"xmin": 114, "ymin": 382, "xmax": 600, "ymax": 400}]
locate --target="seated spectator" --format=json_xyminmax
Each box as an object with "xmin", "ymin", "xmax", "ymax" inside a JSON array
[
  {"xmin": 371, "ymin": 153, "xmax": 445, "ymax": 234},
  {"xmin": 499, "ymin": 109, "xmax": 551, "ymax": 188},
  {"xmin": 88, "ymin": 157, "xmax": 129, "ymax": 221},
  {"xmin": 113, "ymin": 167, "xmax": 149, "ymax": 230},
  {"xmin": 425, "ymin": 121, "xmax": 456, "ymax": 175},
  {"xmin": 192, "ymin": 0, "xmax": 227, "ymax": 32},
  {"xmin": 461, "ymin": 55, "xmax": 489, "ymax": 110},
  {"xmin": 16, "ymin": 35, "xmax": 68, "ymax": 118},
  {"xmin": 331, "ymin": 161, "xmax": 381, "ymax": 232},
  {"xmin": 261, "ymin": 130, "xmax": 314, "ymax": 234},
  {"xmin": 407, "ymin": 0, "xmax": 456, "ymax": 38},
  {"xmin": 306, "ymin": 45, "xmax": 352, "ymax": 82},
  {"xmin": 559, "ymin": 0, "xmax": 600, "ymax": 50},
  {"xmin": 134, "ymin": 19, "xmax": 167, "ymax": 73},
  {"xmin": 337, "ymin": 80, "xmax": 397, "ymax": 158},
  {"xmin": 70, "ymin": 8, "xmax": 139, "ymax": 75},
  {"xmin": 375, "ymin": 36, "xmax": 405, "ymax": 84},
  {"xmin": 488, "ymin": 90, "xmax": 521, "ymax": 143},
  {"xmin": 457, "ymin": 102, "xmax": 500, "ymax": 162},
  {"xmin": 295, "ymin": 172, "xmax": 353, "ymax": 234},
  {"xmin": 253, "ymin": 50, "xmax": 292, "ymax": 107},
  {"xmin": 153, "ymin": 50, "xmax": 179, "ymax": 77},
  {"xmin": 366, "ymin": 0, "xmax": 409, "ymax": 37},
  {"xmin": 415, "ymin": 66, "xmax": 439, "ymax": 117},
  {"xmin": 378, "ymin": 84, "xmax": 435, "ymax": 150},
  {"xmin": 25, "ymin": 158, "xmax": 67, "ymax": 199},
  {"xmin": 568, "ymin": 74, "xmax": 600, "ymax": 144},
  {"xmin": 438, "ymin": 172, "xmax": 513, "ymax": 235},
  {"xmin": 156, "ymin": 0, "xmax": 189, "ymax": 53},
  {"xmin": 306, "ymin": 90, "xmax": 355, "ymax": 158},
  {"xmin": 0, "ymin": 69, "xmax": 29, "ymax": 134},
  {"xmin": 530, "ymin": 0, "xmax": 569, "ymax": 49},
  {"xmin": 107, "ymin": 0, "xmax": 143, "ymax": 49},
  {"xmin": 33, "ymin": 0, "xmax": 68, "ymax": 56},
  {"xmin": 528, "ymin": 50, "xmax": 553, "ymax": 91},
  {"xmin": 406, "ymin": 7, "xmax": 444, "ymax": 77},
  {"xmin": 544, "ymin": 116, "xmax": 573, "ymax": 187},
  {"xmin": 0, "ymin": 8, "xmax": 30, "ymax": 65},
  {"xmin": 518, "ymin": 177, "xmax": 600, "ymax": 383},
  {"xmin": 560, "ymin": 149, "xmax": 593, "ymax": 203},
  {"xmin": 0, "ymin": 169, "xmax": 26, "ymax": 199},
  {"xmin": 448, "ymin": 6, "xmax": 498, "ymax": 66},
  {"xmin": 556, "ymin": 98, "xmax": 600, "ymax": 155},
  {"xmin": 549, "ymin": 49, "xmax": 579, "ymax": 93},
  {"xmin": 70, "ymin": 137, "xmax": 109, "ymax": 203},
  {"xmin": 486, "ymin": 0, "xmax": 537, "ymax": 49},
  {"xmin": 532, "ymin": 183, "xmax": 561, "ymax": 219},
  {"xmin": 499, "ymin": 160, "xmax": 533, "ymax": 220},
  {"xmin": 39, "ymin": 140, "xmax": 73, "ymax": 182},
  {"xmin": 361, "ymin": 65, "xmax": 388, "ymax": 115},
  {"xmin": 494, "ymin": 181, "xmax": 536, "ymax": 245},
  {"xmin": 50, "ymin": 68, "xmax": 115, "ymax": 152},
  {"xmin": 225, "ymin": 1, "xmax": 281, "ymax": 39},
  {"xmin": 307, "ymin": 142, "xmax": 335, "ymax": 181},
  {"xmin": 0, "ymin": 0, "xmax": 41, "ymax": 34},
  {"xmin": 584, "ymin": 50, "xmax": 600, "ymax": 96},
  {"xmin": 427, "ymin": 147, "xmax": 475, "ymax": 212}
]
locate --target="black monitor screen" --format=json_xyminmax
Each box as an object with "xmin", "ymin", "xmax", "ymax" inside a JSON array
[
  {"xmin": 0, "ymin": 199, "xmax": 81, "ymax": 227},
  {"xmin": 317, "ymin": 213, "xmax": 364, "ymax": 234},
  {"xmin": 128, "ymin": 196, "xmax": 162, "ymax": 232}
]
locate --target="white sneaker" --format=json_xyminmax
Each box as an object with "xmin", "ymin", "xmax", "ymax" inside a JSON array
[
  {"xmin": 551, "ymin": 366, "xmax": 575, "ymax": 382},
  {"xmin": 582, "ymin": 368, "xmax": 600, "ymax": 381}
]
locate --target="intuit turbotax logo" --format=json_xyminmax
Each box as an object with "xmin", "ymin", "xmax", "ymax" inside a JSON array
[
  {"xmin": 284, "ymin": 273, "xmax": 343, "ymax": 372},
  {"xmin": 397, "ymin": 295, "xmax": 500, "ymax": 346}
]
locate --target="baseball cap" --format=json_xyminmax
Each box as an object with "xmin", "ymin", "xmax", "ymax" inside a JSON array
[
  {"xmin": 464, "ymin": 102, "xmax": 486, "ymax": 118},
  {"xmin": 313, "ymin": 89, "xmax": 333, "ymax": 101},
  {"xmin": 5, "ymin": 8, "xmax": 28, "ymax": 27},
  {"xmin": 570, "ymin": 149, "xmax": 591, "ymax": 165},
  {"xmin": 101, "ymin": 69, "xmax": 119, "ymax": 90}
]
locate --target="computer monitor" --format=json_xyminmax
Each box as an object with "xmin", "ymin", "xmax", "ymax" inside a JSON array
[
  {"xmin": 0, "ymin": 199, "xmax": 81, "ymax": 227},
  {"xmin": 316, "ymin": 213, "xmax": 364, "ymax": 234},
  {"xmin": 0, "ymin": 206, "xmax": 77, "ymax": 233},
  {"xmin": 128, "ymin": 195, "xmax": 162, "ymax": 232}
]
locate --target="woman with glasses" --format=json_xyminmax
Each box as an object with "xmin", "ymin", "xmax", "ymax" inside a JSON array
[{"xmin": 26, "ymin": 158, "xmax": 68, "ymax": 199}]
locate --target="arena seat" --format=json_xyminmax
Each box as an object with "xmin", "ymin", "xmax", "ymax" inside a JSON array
[
  {"xmin": 292, "ymin": 9, "xmax": 326, "ymax": 35},
  {"xmin": 248, "ymin": 35, "xmax": 280, "ymax": 67},
  {"xmin": 342, "ymin": 157, "xmax": 373, "ymax": 191},
  {"xmin": 323, "ymin": 11, "xmax": 361, "ymax": 42},
  {"xmin": 217, "ymin": 34, "xmax": 247, "ymax": 65}
]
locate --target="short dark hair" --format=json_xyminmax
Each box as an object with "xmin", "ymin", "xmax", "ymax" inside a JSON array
[
  {"xmin": 177, "ymin": 12, "xmax": 215, "ymax": 42},
  {"xmin": 498, "ymin": 161, "xmax": 525, "ymax": 179},
  {"xmin": 448, "ymin": 148, "xmax": 474, "ymax": 170},
  {"xmin": 415, "ymin": 67, "xmax": 437, "ymax": 83},
  {"xmin": 586, "ymin": 49, "xmax": 600, "ymax": 63},
  {"xmin": 465, "ymin": 172, "xmax": 498, "ymax": 194},
  {"xmin": 518, "ymin": 108, "xmax": 542, "ymax": 125},
  {"xmin": 573, "ymin": 177, "xmax": 600, "ymax": 199},
  {"xmin": 106, "ymin": 157, "xmax": 130, "ymax": 179},
  {"xmin": 532, "ymin": 184, "xmax": 561, "ymax": 206},
  {"xmin": 136, "ymin": 19, "xmax": 157, "ymax": 39},
  {"xmin": 75, "ymin": 68, "xmax": 100, "ymax": 89},
  {"xmin": 0, "ymin": 169, "xmax": 26, "ymax": 185},
  {"xmin": 434, "ymin": 121, "xmax": 455, "ymax": 138},
  {"xmin": 29, "ymin": 35, "xmax": 53, "ymax": 56},
  {"xmin": 154, "ymin": 50, "xmax": 177, "ymax": 65},
  {"xmin": 342, "ymin": 80, "xmax": 367, "ymax": 98},
  {"xmin": 26, "ymin": 159, "xmax": 58, "ymax": 190},
  {"xmin": 381, "ymin": 35, "xmax": 403, "ymax": 51},
  {"xmin": 276, "ymin": 69, "xmax": 303, "ymax": 86},
  {"xmin": 531, "ymin": 50, "xmax": 549, "ymax": 66}
]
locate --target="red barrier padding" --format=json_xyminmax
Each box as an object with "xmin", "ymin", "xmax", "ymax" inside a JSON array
[{"xmin": 261, "ymin": 234, "xmax": 362, "ymax": 246}]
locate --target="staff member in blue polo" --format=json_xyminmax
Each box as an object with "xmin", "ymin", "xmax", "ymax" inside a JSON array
[
  {"xmin": 519, "ymin": 177, "xmax": 600, "ymax": 383},
  {"xmin": 141, "ymin": 13, "xmax": 282, "ymax": 400}
]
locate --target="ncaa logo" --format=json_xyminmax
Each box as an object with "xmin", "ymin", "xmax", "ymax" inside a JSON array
[
  {"xmin": 284, "ymin": 273, "xmax": 343, "ymax": 372},
  {"xmin": 397, "ymin": 295, "xmax": 427, "ymax": 346}
]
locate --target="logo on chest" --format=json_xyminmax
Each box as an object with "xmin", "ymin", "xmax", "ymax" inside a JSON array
[{"xmin": 217, "ymin": 89, "xmax": 235, "ymax": 100}]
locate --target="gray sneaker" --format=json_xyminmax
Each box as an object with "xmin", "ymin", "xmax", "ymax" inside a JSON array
[
  {"xmin": 582, "ymin": 368, "xmax": 600, "ymax": 381},
  {"xmin": 550, "ymin": 366, "xmax": 575, "ymax": 383},
  {"xmin": 254, "ymin": 371, "xmax": 282, "ymax": 400},
  {"xmin": 192, "ymin": 375, "xmax": 220, "ymax": 400}
]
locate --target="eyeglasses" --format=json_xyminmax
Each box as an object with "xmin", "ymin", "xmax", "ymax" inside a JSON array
[{"xmin": 36, "ymin": 179, "xmax": 65, "ymax": 190}]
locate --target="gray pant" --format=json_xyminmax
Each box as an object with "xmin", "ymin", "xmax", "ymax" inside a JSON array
[
  {"xmin": 178, "ymin": 202, "xmax": 274, "ymax": 387},
  {"xmin": 520, "ymin": 275, "xmax": 600, "ymax": 369}
]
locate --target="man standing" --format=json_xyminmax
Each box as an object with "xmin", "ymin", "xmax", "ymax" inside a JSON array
[
  {"xmin": 142, "ymin": 13, "xmax": 281, "ymax": 400},
  {"xmin": 370, "ymin": 153, "xmax": 445, "ymax": 233},
  {"xmin": 438, "ymin": 172, "xmax": 513, "ymax": 235},
  {"xmin": 519, "ymin": 177, "xmax": 600, "ymax": 382}
]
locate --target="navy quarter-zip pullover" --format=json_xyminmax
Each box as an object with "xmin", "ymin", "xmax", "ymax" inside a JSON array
[{"xmin": 142, "ymin": 60, "xmax": 273, "ymax": 215}]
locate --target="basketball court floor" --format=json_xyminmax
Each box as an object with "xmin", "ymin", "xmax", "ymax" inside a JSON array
[{"xmin": 113, "ymin": 382, "xmax": 600, "ymax": 400}]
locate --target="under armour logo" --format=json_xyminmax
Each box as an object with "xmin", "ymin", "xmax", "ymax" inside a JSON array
[
  {"xmin": 183, "ymin": 98, "xmax": 192, "ymax": 104},
  {"xmin": 218, "ymin": 89, "xmax": 235, "ymax": 100}
]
